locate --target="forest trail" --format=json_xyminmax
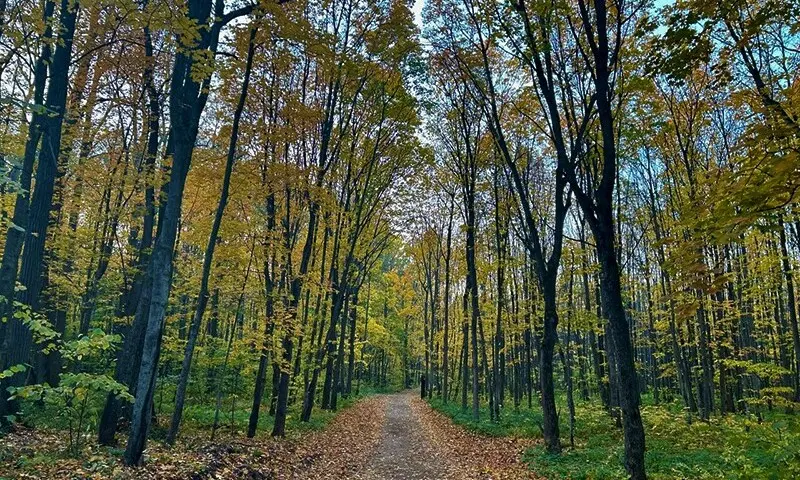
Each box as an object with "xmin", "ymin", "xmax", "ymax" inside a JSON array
[
  {"xmin": 248, "ymin": 390, "xmax": 536, "ymax": 479},
  {"xmin": 349, "ymin": 391, "xmax": 536, "ymax": 480},
  {"xmin": 359, "ymin": 391, "xmax": 454, "ymax": 479}
]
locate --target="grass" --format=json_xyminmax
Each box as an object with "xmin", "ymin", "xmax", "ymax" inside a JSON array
[
  {"xmin": 427, "ymin": 397, "xmax": 543, "ymax": 437},
  {"xmin": 428, "ymin": 393, "xmax": 800, "ymax": 479}
]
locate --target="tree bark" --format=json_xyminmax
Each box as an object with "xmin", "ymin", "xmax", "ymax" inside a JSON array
[
  {"xmin": 0, "ymin": 0, "xmax": 78, "ymax": 423},
  {"xmin": 124, "ymin": 0, "xmax": 225, "ymax": 464}
]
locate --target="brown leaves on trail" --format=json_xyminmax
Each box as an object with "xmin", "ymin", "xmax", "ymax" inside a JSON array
[
  {"xmin": 358, "ymin": 391, "xmax": 460, "ymax": 480},
  {"xmin": 411, "ymin": 397, "xmax": 542, "ymax": 480},
  {"xmin": 0, "ymin": 396, "xmax": 387, "ymax": 480},
  {"xmin": 163, "ymin": 393, "xmax": 387, "ymax": 480},
  {"xmin": 292, "ymin": 395, "xmax": 386, "ymax": 479},
  {"xmin": 178, "ymin": 395, "xmax": 387, "ymax": 479},
  {"xmin": 0, "ymin": 395, "xmax": 542, "ymax": 479}
]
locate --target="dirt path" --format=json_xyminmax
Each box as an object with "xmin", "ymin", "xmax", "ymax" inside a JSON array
[
  {"xmin": 353, "ymin": 391, "xmax": 536, "ymax": 479},
  {"xmin": 199, "ymin": 391, "xmax": 537, "ymax": 479},
  {"xmin": 413, "ymin": 394, "xmax": 539, "ymax": 479},
  {"xmin": 358, "ymin": 392, "xmax": 456, "ymax": 479}
]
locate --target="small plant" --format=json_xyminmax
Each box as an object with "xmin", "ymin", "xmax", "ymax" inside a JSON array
[
  {"xmin": 10, "ymin": 329, "xmax": 133, "ymax": 456},
  {"xmin": 12, "ymin": 373, "xmax": 132, "ymax": 456}
]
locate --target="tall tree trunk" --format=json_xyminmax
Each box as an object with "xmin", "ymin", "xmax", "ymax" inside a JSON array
[
  {"xmin": 493, "ymin": 171, "xmax": 505, "ymax": 420},
  {"xmin": 540, "ymin": 282, "xmax": 561, "ymax": 453},
  {"xmin": 695, "ymin": 295, "xmax": 714, "ymax": 420},
  {"xmin": 345, "ymin": 289, "xmax": 359, "ymax": 396},
  {"xmin": 166, "ymin": 21, "xmax": 258, "ymax": 444},
  {"xmin": 0, "ymin": 2, "xmax": 55, "ymax": 386},
  {"xmin": 594, "ymin": 222, "xmax": 646, "ymax": 479},
  {"xmin": 124, "ymin": 0, "xmax": 223, "ymax": 464},
  {"xmin": 462, "ymin": 291, "xmax": 469, "ymax": 412},
  {"xmin": 643, "ymin": 254, "xmax": 659, "ymax": 404},
  {"xmin": 0, "ymin": 0, "xmax": 78, "ymax": 423},
  {"xmin": 570, "ymin": 0, "xmax": 647, "ymax": 473},
  {"xmin": 97, "ymin": 4, "xmax": 160, "ymax": 445},
  {"xmin": 778, "ymin": 214, "xmax": 800, "ymax": 401},
  {"xmin": 355, "ymin": 279, "xmax": 370, "ymax": 396},
  {"xmin": 442, "ymin": 196, "xmax": 454, "ymax": 402},
  {"xmin": 331, "ymin": 289, "xmax": 350, "ymax": 411},
  {"xmin": 247, "ymin": 193, "xmax": 277, "ymax": 438},
  {"xmin": 465, "ymin": 186, "xmax": 480, "ymax": 421}
]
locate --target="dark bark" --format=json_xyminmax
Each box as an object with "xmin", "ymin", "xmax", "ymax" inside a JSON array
[
  {"xmin": 97, "ymin": 2, "xmax": 161, "ymax": 445},
  {"xmin": 247, "ymin": 192, "xmax": 277, "ymax": 438},
  {"xmin": 273, "ymin": 173, "xmax": 316, "ymax": 436},
  {"xmin": 331, "ymin": 288, "xmax": 350, "ymax": 411},
  {"xmin": 695, "ymin": 297, "xmax": 714, "ymax": 420},
  {"xmin": 465, "ymin": 178, "xmax": 480, "ymax": 422},
  {"xmin": 442, "ymin": 196, "xmax": 454, "ymax": 403},
  {"xmin": 643, "ymin": 255, "xmax": 659, "ymax": 404},
  {"xmin": 566, "ymin": 0, "xmax": 647, "ymax": 475},
  {"xmin": 778, "ymin": 215, "xmax": 800, "ymax": 401},
  {"xmin": 0, "ymin": 0, "xmax": 54, "ymax": 352},
  {"xmin": 492, "ymin": 169, "xmax": 505, "ymax": 420},
  {"xmin": 320, "ymin": 216, "xmax": 344, "ymax": 411},
  {"xmin": 0, "ymin": 1, "xmax": 55, "ymax": 412},
  {"xmin": 540, "ymin": 289, "xmax": 560, "ymax": 452},
  {"xmin": 124, "ymin": 0, "xmax": 235, "ymax": 464},
  {"xmin": 0, "ymin": 0, "xmax": 78, "ymax": 424},
  {"xmin": 355, "ymin": 280, "xmax": 370, "ymax": 396},
  {"xmin": 461, "ymin": 292, "xmax": 469, "ymax": 411},
  {"xmin": 345, "ymin": 290, "xmax": 358, "ymax": 396},
  {"xmin": 560, "ymin": 261, "xmax": 576, "ymax": 448},
  {"xmin": 474, "ymin": 0, "xmax": 573, "ymax": 450}
]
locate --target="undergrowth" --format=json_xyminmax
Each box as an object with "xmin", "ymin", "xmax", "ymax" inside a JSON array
[
  {"xmin": 1, "ymin": 383, "xmax": 390, "ymax": 476},
  {"xmin": 428, "ymin": 393, "xmax": 800, "ymax": 479}
]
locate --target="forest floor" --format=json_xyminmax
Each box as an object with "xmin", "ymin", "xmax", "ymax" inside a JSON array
[
  {"xmin": 0, "ymin": 391, "xmax": 537, "ymax": 479},
  {"xmin": 429, "ymin": 394, "xmax": 800, "ymax": 479}
]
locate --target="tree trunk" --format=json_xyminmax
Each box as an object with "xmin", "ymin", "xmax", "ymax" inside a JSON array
[
  {"xmin": 345, "ymin": 290, "xmax": 359, "ymax": 396},
  {"xmin": 540, "ymin": 286, "xmax": 561, "ymax": 453},
  {"xmin": 1, "ymin": 0, "xmax": 78, "ymax": 423},
  {"xmin": 778, "ymin": 215, "xmax": 800, "ymax": 401},
  {"xmin": 124, "ymin": 0, "xmax": 219, "ymax": 464},
  {"xmin": 166, "ymin": 20, "xmax": 257, "ymax": 445},
  {"xmin": 248, "ymin": 194, "xmax": 277, "ymax": 437},
  {"xmin": 97, "ymin": 3, "xmax": 160, "ymax": 445},
  {"xmin": 0, "ymin": 4, "xmax": 55, "ymax": 400},
  {"xmin": 442, "ymin": 196, "xmax": 454, "ymax": 402},
  {"xmin": 594, "ymin": 224, "xmax": 647, "ymax": 480}
]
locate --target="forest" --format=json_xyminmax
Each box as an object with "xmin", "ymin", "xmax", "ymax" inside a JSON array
[{"xmin": 0, "ymin": 0, "xmax": 799, "ymax": 478}]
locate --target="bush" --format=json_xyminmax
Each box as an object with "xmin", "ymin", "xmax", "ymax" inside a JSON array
[{"xmin": 9, "ymin": 329, "xmax": 132, "ymax": 456}]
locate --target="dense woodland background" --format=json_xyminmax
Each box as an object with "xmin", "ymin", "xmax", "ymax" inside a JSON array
[{"xmin": 1, "ymin": 0, "xmax": 800, "ymax": 478}]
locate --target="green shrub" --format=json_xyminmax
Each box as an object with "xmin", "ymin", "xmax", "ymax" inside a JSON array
[{"xmin": 10, "ymin": 329, "xmax": 132, "ymax": 456}]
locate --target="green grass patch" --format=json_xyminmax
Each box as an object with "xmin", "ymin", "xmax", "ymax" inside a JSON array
[
  {"xmin": 427, "ymin": 397, "xmax": 543, "ymax": 437},
  {"xmin": 429, "ymin": 395, "xmax": 800, "ymax": 479}
]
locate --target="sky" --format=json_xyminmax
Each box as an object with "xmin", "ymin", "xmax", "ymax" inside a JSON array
[{"xmin": 413, "ymin": 0, "xmax": 425, "ymax": 30}]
